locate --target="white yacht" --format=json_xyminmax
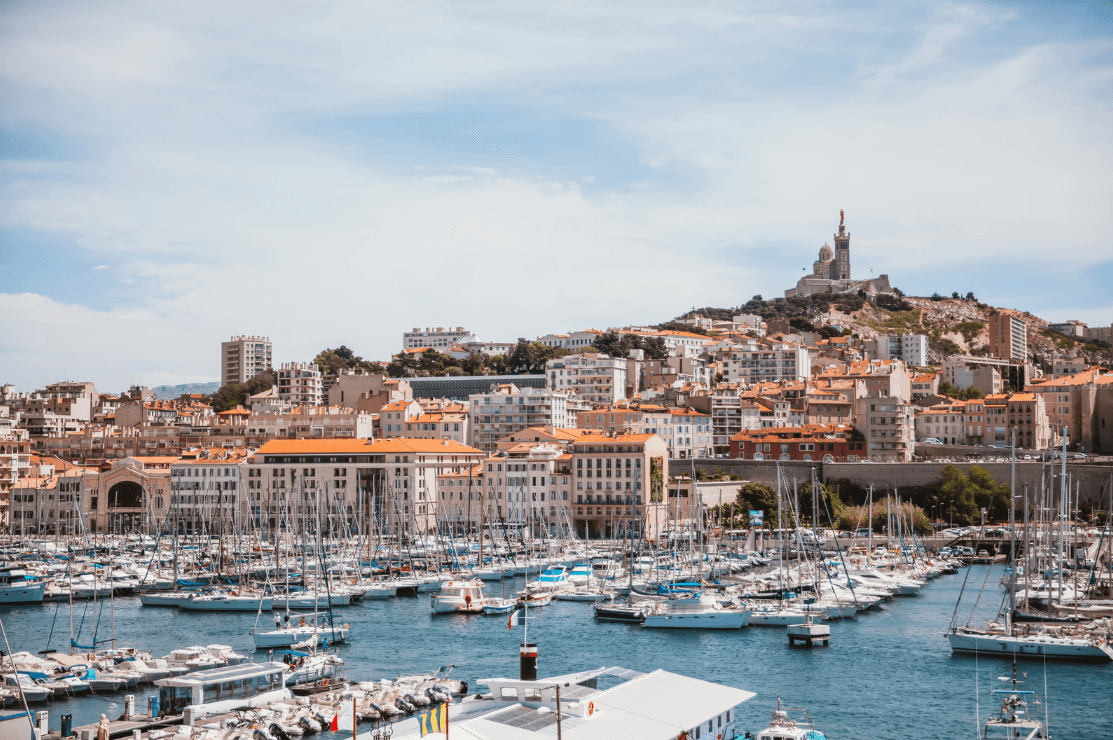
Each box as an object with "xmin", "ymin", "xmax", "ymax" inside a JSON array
[
  {"xmin": 431, "ymin": 580, "xmax": 487, "ymax": 614},
  {"xmin": 3, "ymin": 674, "xmax": 51, "ymax": 703},
  {"xmin": 0, "ymin": 570, "xmax": 46, "ymax": 604},
  {"xmin": 526, "ymin": 566, "xmax": 568, "ymax": 592},
  {"xmin": 566, "ymin": 563, "xmax": 595, "ymax": 586},
  {"xmin": 163, "ymin": 646, "xmax": 223, "ymax": 672},
  {"xmin": 752, "ymin": 697, "xmax": 828, "ymax": 740},
  {"xmin": 643, "ymin": 594, "xmax": 751, "ymax": 629},
  {"xmin": 179, "ymin": 591, "xmax": 273, "ymax": 612},
  {"xmin": 947, "ymin": 625, "xmax": 1113, "ymax": 662},
  {"xmin": 251, "ymin": 617, "xmax": 350, "ymax": 649}
]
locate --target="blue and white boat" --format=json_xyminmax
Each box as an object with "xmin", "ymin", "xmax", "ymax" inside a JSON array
[
  {"xmin": 0, "ymin": 570, "xmax": 45, "ymax": 604},
  {"xmin": 526, "ymin": 566, "xmax": 567, "ymax": 593}
]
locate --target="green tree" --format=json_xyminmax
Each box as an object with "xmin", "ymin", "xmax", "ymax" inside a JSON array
[{"xmin": 208, "ymin": 370, "xmax": 276, "ymax": 412}]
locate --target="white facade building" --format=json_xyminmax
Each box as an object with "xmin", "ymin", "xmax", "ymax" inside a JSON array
[
  {"xmin": 403, "ymin": 326, "xmax": 474, "ymax": 350},
  {"xmin": 536, "ymin": 330, "xmax": 603, "ymax": 350},
  {"xmin": 875, "ymin": 334, "xmax": 929, "ymax": 367},
  {"xmin": 468, "ymin": 385, "xmax": 571, "ymax": 452},
  {"xmin": 221, "ymin": 336, "xmax": 273, "ymax": 387},
  {"xmin": 277, "ymin": 362, "xmax": 323, "ymax": 406},
  {"xmin": 718, "ymin": 338, "xmax": 811, "ymax": 385},
  {"xmin": 169, "ymin": 450, "xmax": 247, "ymax": 534},
  {"xmin": 546, "ymin": 353, "xmax": 628, "ymax": 405}
]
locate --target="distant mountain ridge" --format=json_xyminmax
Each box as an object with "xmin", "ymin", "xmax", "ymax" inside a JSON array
[{"xmin": 151, "ymin": 381, "xmax": 220, "ymax": 399}]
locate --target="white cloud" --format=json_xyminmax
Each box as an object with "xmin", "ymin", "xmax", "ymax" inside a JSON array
[{"xmin": 1, "ymin": 0, "xmax": 1110, "ymax": 390}]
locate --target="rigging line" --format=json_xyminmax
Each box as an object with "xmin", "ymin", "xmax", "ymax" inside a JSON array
[
  {"xmin": 965, "ymin": 554, "xmax": 996, "ymax": 628},
  {"xmin": 0, "ymin": 612, "xmax": 36, "ymax": 737}
]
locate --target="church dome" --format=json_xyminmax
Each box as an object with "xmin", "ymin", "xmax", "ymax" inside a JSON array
[{"xmin": 818, "ymin": 244, "xmax": 833, "ymax": 261}]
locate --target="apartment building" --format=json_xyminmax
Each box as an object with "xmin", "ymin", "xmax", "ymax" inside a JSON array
[
  {"xmin": 804, "ymin": 384, "xmax": 856, "ymax": 425},
  {"xmin": 221, "ymin": 336, "xmax": 273, "ymax": 386},
  {"xmin": 710, "ymin": 385, "xmax": 763, "ymax": 454},
  {"xmin": 474, "ymin": 443, "xmax": 573, "ymax": 535},
  {"xmin": 853, "ymin": 396, "xmax": 915, "ymax": 462},
  {"xmin": 718, "ymin": 337, "xmax": 811, "ymax": 385},
  {"xmin": 395, "ymin": 407, "xmax": 468, "ymax": 445},
  {"xmin": 988, "ymin": 313, "xmax": 1028, "ymax": 362},
  {"xmin": 536, "ymin": 330, "xmax": 603, "ymax": 350},
  {"xmin": 0, "ymin": 424, "xmax": 32, "ymax": 499},
  {"xmin": 982, "ymin": 392, "xmax": 1051, "ymax": 450},
  {"xmin": 576, "ymin": 406, "xmax": 713, "ymax": 459},
  {"xmin": 546, "ymin": 353, "xmax": 627, "ymax": 405},
  {"xmin": 910, "ymin": 372, "xmax": 940, "ymax": 400},
  {"xmin": 403, "ymin": 326, "xmax": 474, "ymax": 350},
  {"xmin": 916, "ymin": 404, "xmax": 967, "ymax": 445},
  {"xmin": 277, "ymin": 362, "xmax": 323, "ymax": 406},
  {"xmin": 245, "ymin": 405, "xmax": 375, "ymax": 439},
  {"xmin": 963, "ymin": 399, "xmax": 987, "ymax": 445},
  {"xmin": 245, "ymin": 438, "xmax": 485, "ymax": 536},
  {"xmin": 468, "ymin": 385, "xmax": 572, "ymax": 453},
  {"xmin": 168, "ymin": 449, "xmax": 247, "ymax": 534},
  {"xmin": 1083, "ymin": 324, "xmax": 1112, "ymax": 345},
  {"xmin": 9, "ymin": 464, "xmax": 88, "ymax": 536},
  {"xmin": 569, "ymin": 433, "xmax": 668, "ymax": 539},
  {"xmin": 619, "ymin": 328, "xmax": 716, "ymax": 355},
  {"xmin": 729, "ymin": 424, "xmax": 864, "ymax": 462},
  {"xmin": 873, "ymin": 334, "xmax": 929, "ymax": 367},
  {"xmin": 1052, "ymin": 357, "xmax": 1087, "ymax": 380},
  {"xmin": 819, "ymin": 360, "xmax": 912, "ymax": 403}
]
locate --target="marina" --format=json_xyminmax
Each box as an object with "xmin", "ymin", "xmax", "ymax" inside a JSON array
[{"xmin": 1, "ymin": 545, "xmax": 1110, "ymax": 738}]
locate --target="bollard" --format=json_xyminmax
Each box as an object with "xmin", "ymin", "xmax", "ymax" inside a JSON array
[
  {"xmin": 133, "ymin": 730, "xmax": 141, "ymax": 740},
  {"xmin": 124, "ymin": 695, "xmax": 135, "ymax": 718},
  {"xmin": 37, "ymin": 711, "xmax": 48, "ymax": 736},
  {"xmin": 61, "ymin": 715, "xmax": 73, "ymax": 738}
]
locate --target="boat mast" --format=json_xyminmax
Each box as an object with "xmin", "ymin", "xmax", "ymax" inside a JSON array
[{"xmin": 1007, "ymin": 428, "xmax": 1017, "ymax": 635}]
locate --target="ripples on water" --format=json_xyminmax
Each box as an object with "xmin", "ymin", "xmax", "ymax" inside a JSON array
[{"xmin": 4, "ymin": 565, "xmax": 1109, "ymax": 738}]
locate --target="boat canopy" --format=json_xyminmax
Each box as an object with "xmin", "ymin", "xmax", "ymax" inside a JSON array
[{"xmin": 154, "ymin": 661, "xmax": 288, "ymax": 688}]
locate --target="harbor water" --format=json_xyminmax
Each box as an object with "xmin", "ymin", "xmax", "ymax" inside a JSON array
[{"xmin": 4, "ymin": 565, "xmax": 1109, "ymax": 738}]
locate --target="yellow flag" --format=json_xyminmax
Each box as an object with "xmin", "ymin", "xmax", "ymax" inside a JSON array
[{"xmin": 418, "ymin": 703, "xmax": 446, "ymax": 736}]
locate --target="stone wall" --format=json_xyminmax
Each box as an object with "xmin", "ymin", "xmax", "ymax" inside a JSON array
[{"xmin": 682, "ymin": 458, "xmax": 1113, "ymax": 506}]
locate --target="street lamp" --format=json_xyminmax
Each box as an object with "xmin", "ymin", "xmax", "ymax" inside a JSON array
[{"xmin": 949, "ymin": 501, "xmax": 954, "ymax": 529}]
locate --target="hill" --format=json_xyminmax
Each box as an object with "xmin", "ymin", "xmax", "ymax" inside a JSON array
[
  {"xmin": 671, "ymin": 294, "xmax": 1111, "ymax": 370},
  {"xmin": 151, "ymin": 381, "xmax": 220, "ymax": 399}
]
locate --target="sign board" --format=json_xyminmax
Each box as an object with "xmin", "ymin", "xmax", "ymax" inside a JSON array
[{"xmin": 749, "ymin": 510, "xmax": 764, "ymax": 526}]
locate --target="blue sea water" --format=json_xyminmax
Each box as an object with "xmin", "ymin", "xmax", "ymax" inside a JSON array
[{"xmin": 2, "ymin": 565, "xmax": 1109, "ymax": 738}]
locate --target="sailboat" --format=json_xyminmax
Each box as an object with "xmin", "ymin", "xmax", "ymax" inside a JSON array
[{"xmin": 946, "ymin": 433, "xmax": 1113, "ymax": 662}]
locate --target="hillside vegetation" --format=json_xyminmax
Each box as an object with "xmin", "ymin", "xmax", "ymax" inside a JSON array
[{"xmin": 674, "ymin": 293, "xmax": 1111, "ymax": 370}]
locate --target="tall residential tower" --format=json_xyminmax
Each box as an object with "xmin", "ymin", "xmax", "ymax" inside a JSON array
[{"xmin": 221, "ymin": 335, "xmax": 273, "ymax": 386}]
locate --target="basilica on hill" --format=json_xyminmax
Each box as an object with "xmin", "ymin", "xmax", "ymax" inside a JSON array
[{"xmin": 784, "ymin": 210, "xmax": 895, "ymax": 298}]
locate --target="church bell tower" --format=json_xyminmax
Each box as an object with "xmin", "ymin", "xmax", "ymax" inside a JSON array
[{"xmin": 834, "ymin": 209, "xmax": 850, "ymax": 280}]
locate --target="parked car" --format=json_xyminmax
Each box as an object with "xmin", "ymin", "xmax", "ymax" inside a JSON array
[
  {"xmin": 1074, "ymin": 453, "xmax": 1088, "ymax": 459},
  {"xmin": 924, "ymin": 438, "xmax": 942, "ymax": 445}
]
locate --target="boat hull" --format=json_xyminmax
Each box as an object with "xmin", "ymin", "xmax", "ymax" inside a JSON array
[
  {"xmin": 946, "ymin": 631, "xmax": 1113, "ymax": 662},
  {"xmin": 643, "ymin": 610, "xmax": 751, "ymax": 629}
]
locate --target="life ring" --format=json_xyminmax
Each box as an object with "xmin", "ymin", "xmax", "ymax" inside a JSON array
[
  {"xmin": 323, "ymin": 678, "xmax": 329, "ymax": 687},
  {"xmin": 587, "ymin": 701, "xmax": 594, "ymax": 716}
]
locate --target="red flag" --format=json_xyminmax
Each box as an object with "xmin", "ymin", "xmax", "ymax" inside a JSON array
[{"xmin": 330, "ymin": 714, "xmax": 339, "ymax": 732}]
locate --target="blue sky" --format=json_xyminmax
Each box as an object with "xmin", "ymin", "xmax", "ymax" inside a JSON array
[{"xmin": 1, "ymin": 0, "xmax": 1111, "ymax": 391}]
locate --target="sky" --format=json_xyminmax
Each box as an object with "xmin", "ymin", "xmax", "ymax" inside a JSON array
[{"xmin": 1, "ymin": 0, "xmax": 1111, "ymax": 393}]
